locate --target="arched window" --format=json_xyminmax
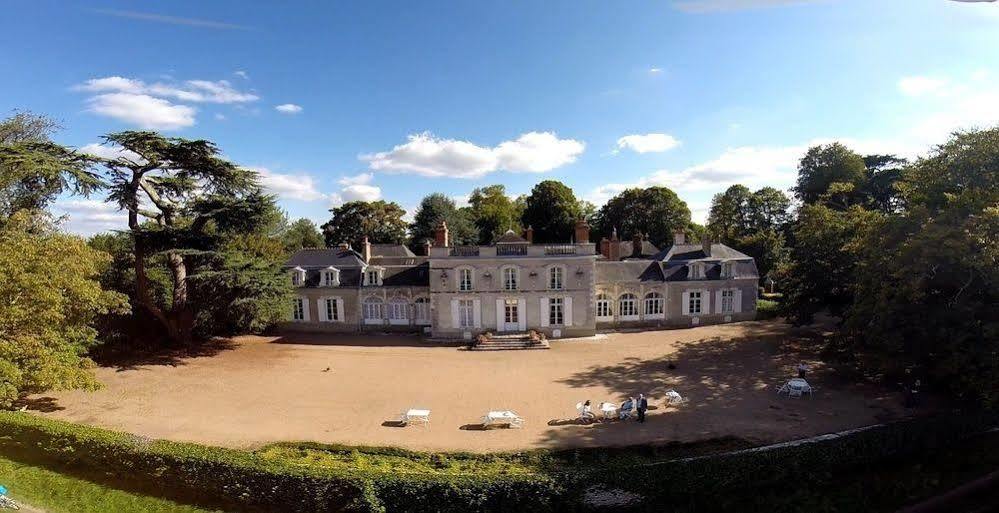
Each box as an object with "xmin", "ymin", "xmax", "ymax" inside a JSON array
[
  {"xmin": 388, "ymin": 297, "xmax": 409, "ymax": 324},
  {"xmin": 618, "ymin": 293, "xmax": 638, "ymax": 318},
  {"xmin": 502, "ymin": 266, "xmax": 518, "ymax": 291},
  {"xmin": 596, "ymin": 293, "xmax": 612, "ymax": 319},
  {"xmin": 362, "ymin": 297, "xmax": 383, "ymax": 324},
  {"xmin": 548, "ymin": 266, "xmax": 564, "ymax": 290},
  {"xmin": 644, "ymin": 292, "xmax": 664, "ymax": 317},
  {"xmin": 414, "ymin": 297, "xmax": 430, "ymax": 324}
]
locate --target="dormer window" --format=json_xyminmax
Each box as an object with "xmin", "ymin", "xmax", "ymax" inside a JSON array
[
  {"xmin": 291, "ymin": 267, "xmax": 306, "ymax": 287},
  {"xmin": 363, "ymin": 266, "xmax": 384, "ymax": 286},
  {"xmin": 722, "ymin": 262, "xmax": 734, "ymax": 278},
  {"xmin": 322, "ymin": 267, "xmax": 340, "ymax": 287},
  {"xmin": 690, "ymin": 262, "xmax": 704, "ymax": 280}
]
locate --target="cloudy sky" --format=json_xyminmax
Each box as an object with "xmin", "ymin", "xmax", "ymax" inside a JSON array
[{"xmin": 3, "ymin": 0, "xmax": 998, "ymax": 235}]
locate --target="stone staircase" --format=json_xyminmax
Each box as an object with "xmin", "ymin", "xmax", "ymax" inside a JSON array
[{"xmin": 472, "ymin": 332, "xmax": 550, "ymax": 351}]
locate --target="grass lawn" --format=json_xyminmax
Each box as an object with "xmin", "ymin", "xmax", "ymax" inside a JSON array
[{"xmin": 0, "ymin": 456, "xmax": 222, "ymax": 513}]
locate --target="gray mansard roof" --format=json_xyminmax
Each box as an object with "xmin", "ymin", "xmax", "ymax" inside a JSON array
[
  {"xmin": 286, "ymin": 248, "xmax": 366, "ymax": 268},
  {"xmin": 595, "ymin": 261, "xmax": 666, "ymax": 282},
  {"xmin": 653, "ymin": 243, "xmax": 751, "ymax": 262},
  {"xmin": 381, "ymin": 263, "xmax": 430, "ymax": 287},
  {"xmin": 597, "ymin": 240, "xmax": 759, "ymax": 283}
]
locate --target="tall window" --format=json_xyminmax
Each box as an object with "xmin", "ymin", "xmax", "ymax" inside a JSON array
[
  {"xmin": 721, "ymin": 289, "xmax": 734, "ymax": 313},
  {"xmin": 549, "ymin": 297, "xmax": 564, "ymax": 326},
  {"xmin": 619, "ymin": 293, "xmax": 638, "ymax": 317},
  {"xmin": 414, "ymin": 297, "xmax": 430, "ymax": 323},
  {"xmin": 689, "ymin": 291, "xmax": 702, "ymax": 315},
  {"xmin": 503, "ymin": 267, "xmax": 518, "ymax": 291},
  {"xmin": 596, "ymin": 293, "xmax": 612, "ymax": 318},
  {"xmin": 549, "ymin": 266, "xmax": 563, "ymax": 290},
  {"xmin": 458, "ymin": 299, "xmax": 475, "ymax": 328},
  {"xmin": 291, "ymin": 270, "xmax": 304, "ymax": 286},
  {"xmin": 644, "ymin": 292, "xmax": 664, "ymax": 316},
  {"xmin": 389, "ymin": 298, "xmax": 408, "ymax": 321},
  {"xmin": 324, "ymin": 298, "xmax": 339, "ymax": 322},
  {"xmin": 323, "ymin": 270, "xmax": 338, "ymax": 287},
  {"xmin": 459, "ymin": 268, "xmax": 473, "ymax": 291},
  {"xmin": 363, "ymin": 297, "xmax": 383, "ymax": 321},
  {"xmin": 365, "ymin": 269, "xmax": 380, "ymax": 286},
  {"xmin": 292, "ymin": 297, "xmax": 305, "ymax": 321},
  {"xmin": 722, "ymin": 262, "xmax": 733, "ymax": 278},
  {"xmin": 504, "ymin": 299, "xmax": 518, "ymax": 324}
]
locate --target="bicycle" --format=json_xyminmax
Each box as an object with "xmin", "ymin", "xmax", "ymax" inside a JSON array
[{"xmin": 0, "ymin": 485, "xmax": 19, "ymax": 510}]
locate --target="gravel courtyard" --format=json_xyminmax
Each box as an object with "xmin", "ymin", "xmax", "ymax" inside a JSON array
[{"xmin": 30, "ymin": 320, "xmax": 910, "ymax": 453}]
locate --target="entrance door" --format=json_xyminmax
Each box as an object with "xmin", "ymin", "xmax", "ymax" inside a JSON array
[{"xmin": 503, "ymin": 299, "xmax": 520, "ymax": 332}]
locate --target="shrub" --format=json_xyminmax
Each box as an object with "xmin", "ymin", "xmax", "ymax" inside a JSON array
[{"xmin": 756, "ymin": 299, "xmax": 780, "ymax": 320}]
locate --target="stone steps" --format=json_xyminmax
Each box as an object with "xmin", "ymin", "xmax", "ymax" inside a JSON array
[{"xmin": 472, "ymin": 334, "xmax": 550, "ymax": 351}]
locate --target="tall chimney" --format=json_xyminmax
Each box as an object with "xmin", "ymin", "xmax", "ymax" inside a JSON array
[
  {"xmin": 673, "ymin": 230, "xmax": 685, "ymax": 245},
  {"xmin": 701, "ymin": 236, "xmax": 711, "ymax": 257},
  {"xmin": 600, "ymin": 237, "xmax": 611, "ymax": 260},
  {"xmin": 434, "ymin": 220, "xmax": 449, "ymax": 247},
  {"xmin": 574, "ymin": 219, "xmax": 590, "ymax": 244},
  {"xmin": 524, "ymin": 225, "xmax": 534, "ymax": 243},
  {"xmin": 632, "ymin": 232, "xmax": 643, "ymax": 258},
  {"xmin": 362, "ymin": 236, "xmax": 372, "ymax": 262},
  {"xmin": 423, "ymin": 239, "xmax": 432, "ymax": 256}
]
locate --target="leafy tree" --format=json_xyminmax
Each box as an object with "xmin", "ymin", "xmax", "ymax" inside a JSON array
[
  {"xmin": 707, "ymin": 185, "xmax": 753, "ymax": 242},
  {"xmin": 794, "ymin": 143, "xmax": 867, "ymax": 207},
  {"xmin": 93, "ymin": 131, "xmax": 270, "ymax": 345},
  {"xmin": 0, "ymin": 213, "xmax": 129, "ymax": 407},
  {"xmin": 778, "ymin": 204, "xmax": 882, "ymax": 324},
  {"xmin": 593, "ymin": 186, "xmax": 691, "ymax": 247},
  {"xmin": 0, "ymin": 111, "xmax": 100, "ymax": 221},
  {"xmin": 860, "ymin": 154, "xmax": 907, "ymax": 213},
  {"xmin": 280, "ymin": 218, "xmax": 324, "ymax": 252},
  {"xmin": 409, "ymin": 193, "xmax": 475, "ymax": 247},
  {"xmin": 733, "ymin": 229, "xmax": 788, "ymax": 283},
  {"xmin": 321, "ymin": 200, "xmax": 407, "ymax": 249},
  {"xmin": 843, "ymin": 128, "xmax": 999, "ymax": 406},
  {"xmin": 747, "ymin": 186, "xmax": 792, "ymax": 232},
  {"xmin": 521, "ymin": 180, "xmax": 583, "ymax": 243},
  {"xmin": 467, "ymin": 185, "xmax": 521, "ymax": 244}
]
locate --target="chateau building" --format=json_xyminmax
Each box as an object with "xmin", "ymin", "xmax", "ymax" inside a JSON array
[{"xmin": 282, "ymin": 221, "xmax": 758, "ymax": 339}]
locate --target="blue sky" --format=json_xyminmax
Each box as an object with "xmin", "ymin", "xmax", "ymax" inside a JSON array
[{"xmin": 2, "ymin": 0, "xmax": 998, "ymax": 235}]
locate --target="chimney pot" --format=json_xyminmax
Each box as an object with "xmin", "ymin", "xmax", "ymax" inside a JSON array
[
  {"xmin": 673, "ymin": 230, "xmax": 686, "ymax": 245},
  {"xmin": 574, "ymin": 218, "xmax": 590, "ymax": 244},
  {"xmin": 525, "ymin": 225, "xmax": 534, "ymax": 243},
  {"xmin": 702, "ymin": 236, "xmax": 711, "ymax": 257},
  {"xmin": 434, "ymin": 220, "xmax": 450, "ymax": 247},
  {"xmin": 362, "ymin": 236, "xmax": 372, "ymax": 262}
]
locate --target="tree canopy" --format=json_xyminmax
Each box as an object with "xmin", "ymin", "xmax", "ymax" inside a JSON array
[
  {"xmin": 322, "ymin": 200, "xmax": 407, "ymax": 249},
  {"xmin": 280, "ymin": 218, "xmax": 325, "ymax": 253},
  {"xmin": 794, "ymin": 143, "xmax": 867, "ymax": 207},
  {"xmin": 409, "ymin": 193, "xmax": 476, "ymax": 248},
  {"xmin": 520, "ymin": 180, "xmax": 582, "ymax": 243},
  {"xmin": 593, "ymin": 186, "xmax": 691, "ymax": 246},
  {"xmin": 466, "ymin": 185, "xmax": 521, "ymax": 244}
]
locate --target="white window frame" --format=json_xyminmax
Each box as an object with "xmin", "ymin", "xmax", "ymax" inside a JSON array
[
  {"xmin": 458, "ymin": 267, "xmax": 474, "ymax": 291},
  {"xmin": 388, "ymin": 298, "xmax": 409, "ymax": 325},
  {"xmin": 414, "ymin": 297, "xmax": 431, "ymax": 325},
  {"xmin": 322, "ymin": 267, "xmax": 340, "ymax": 287},
  {"xmin": 690, "ymin": 290, "xmax": 703, "ymax": 315},
  {"xmin": 549, "ymin": 297, "xmax": 565, "ymax": 326},
  {"xmin": 362, "ymin": 297, "xmax": 384, "ymax": 324},
  {"xmin": 363, "ymin": 267, "xmax": 383, "ymax": 286},
  {"xmin": 291, "ymin": 267, "xmax": 306, "ymax": 287},
  {"xmin": 502, "ymin": 266, "xmax": 519, "ymax": 291},
  {"xmin": 722, "ymin": 262, "xmax": 734, "ymax": 278},
  {"xmin": 644, "ymin": 292, "xmax": 664, "ymax": 319},
  {"xmin": 548, "ymin": 265, "xmax": 564, "ymax": 291},
  {"xmin": 595, "ymin": 293, "xmax": 613, "ymax": 321},
  {"xmin": 319, "ymin": 296, "xmax": 342, "ymax": 322},
  {"xmin": 292, "ymin": 297, "xmax": 307, "ymax": 321},
  {"xmin": 721, "ymin": 289, "xmax": 735, "ymax": 313},
  {"xmin": 458, "ymin": 299, "xmax": 475, "ymax": 328},
  {"xmin": 618, "ymin": 293, "xmax": 639, "ymax": 320}
]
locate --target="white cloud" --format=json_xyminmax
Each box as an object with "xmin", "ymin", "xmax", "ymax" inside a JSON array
[
  {"xmin": 340, "ymin": 184, "xmax": 382, "ymax": 202},
  {"xmin": 86, "ymin": 93, "xmax": 196, "ymax": 130},
  {"xmin": 616, "ymin": 133, "xmax": 681, "ymax": 154},
  {"xmin": 214, "ymin": 113, "xmax": 226, "ymax": 121},
  {"xmin": 54, "ymin": 199, "xmax": 124, "ymax": 235},
  {"xmin": 338, "ymin": 172, "xmax": 374, "ymax": 186},
  {"xmin": 898, "ymin": 76, "xmax": 950, "ymax": 97},
  {"xmin": 672, "ymin": 0, "xmax": 818, "ymax": 13},
  {"xmin": 363, "ymin": 131, "xmax": 585, "ymax": 179},
  {"xmin": 275, "ymin": 103, "xmax": 303, "ymax": 114},
  {"xmin": 234, "ymin": 70, "xmax": 249, "ymax": 79},
  {"xmin": 78, "ymin": 142, "xmax": 144, "ymax": 163},
  {"xmin": 648, "ymin": 67, "xmax": 664, "ymax": 74},
  {"xmin": 249, "ymin": 167, "xmax": 326, "ymax": 201},
  {"xmin": 76, "ymin": 76, "xmax": 258, "ymax": 104}
]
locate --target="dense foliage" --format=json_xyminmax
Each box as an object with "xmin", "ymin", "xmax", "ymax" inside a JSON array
[
  {"xmin": 520, "ymin": 180, "xmax": 583, "ymax": 243},
  {"xmin": 409, "ymin": 193, "xmax": 476, "ymax": 248},
  {"xmin": 0, "ymin": 215, "xmax": 128, "ymax": 407},
  {"xmin": 593, "ymin": 186, "xmax": 691, "ymax": 246},
  {"xmin": 466, "ymin": 185, "xmax": 523, "ymax": 244},
  {"xmin": 322, "ymin": 200, "xmax": 408, "ymax": 249}
]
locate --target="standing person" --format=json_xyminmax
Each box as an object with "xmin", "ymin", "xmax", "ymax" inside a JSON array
[
  {"xmin": 797, "ymin": 362, "xmax": 809, "ymax": 379},
  {"xmin": 637, "ymin": 393, "xmax": 648, "ymax": 423}
]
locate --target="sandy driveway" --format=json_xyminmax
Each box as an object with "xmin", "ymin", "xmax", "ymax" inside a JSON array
[{"xmin": 31, "ymin": 320, "xmax": 908, "ymax": 453}]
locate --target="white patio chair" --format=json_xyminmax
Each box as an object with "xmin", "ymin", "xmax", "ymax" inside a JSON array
[
  {"xmin": 576, "ymin": 402, "xmax": 595, "ymax": 421},
  {"xmin": 665, "ymin": 389, "xmax": 687, "ymax": 406}
]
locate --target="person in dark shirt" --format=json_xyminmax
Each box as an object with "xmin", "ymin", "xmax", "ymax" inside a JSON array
[{"xmin": 637, "ymin": 393, "xmax": 648, "ymax": 423}]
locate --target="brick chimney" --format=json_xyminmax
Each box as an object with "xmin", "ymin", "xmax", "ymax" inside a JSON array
[
  {"xmin": 434, "ymin": 220, "xmax": 449, "ymax": 247},
  {"xmin": 423, "ymin": 239, "xmax": 432, "ymax": 256},
  {"xmin": 338, "ymin": 242, "xmax": 351, "ymax": 251},
  {"xmin": 524, "ymin": 225, "xmax": 534, "ymax": 243},
  {"xmin": 574, "ymin": 219, "xmax": 590, "ymax": 244},
  {"xmin": 600, "ymin": 228, "xmax": 622, "ymax": 260},
  {"xmin": 701, "ymin": 236, "xmax": 711, "ymax": 257},
  {"xmin": 362, "ymin": 236, "xmax": 372, "ymax": 262},
  {"xmin": 673, "ymin": 230, "xmax": 685, "ymax": 245},
  {"xmin": 631, "ymin": 232, "xmax": 643, "ymax": 258}
]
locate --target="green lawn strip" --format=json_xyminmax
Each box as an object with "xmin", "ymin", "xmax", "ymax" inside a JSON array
[{"xmin": 0, "ymin": 455, "xmax": 222, "ymax": 513}]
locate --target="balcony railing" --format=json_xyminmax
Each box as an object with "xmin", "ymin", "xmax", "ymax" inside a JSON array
[
  {"xmin": 496, "ymin": 245, "xmax": 528, "ymax": 256},
  {"xmin": 449, "ymin": 246, "xmax": 480, "ymax": 257},
  {"xmin": 544, "ymin": 244, "xmax": 577, "ymax": 255}
]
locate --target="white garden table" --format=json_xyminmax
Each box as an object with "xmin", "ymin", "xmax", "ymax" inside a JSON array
[
  {"xmin": 402, "ymin": 409, "xmax": 431, "ymax": 427},
  {"xmin": 482, "ymin": 410, "xmax": 524, "ymax": 428}
]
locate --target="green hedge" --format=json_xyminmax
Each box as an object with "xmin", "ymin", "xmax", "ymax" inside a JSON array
[
  {"xmin": 756, "ymin": 299, "xmax": 780, "ymax": 319},
  {"xmin": 0, "ymin": 411, "xmax": 995, "ymax": 512}
]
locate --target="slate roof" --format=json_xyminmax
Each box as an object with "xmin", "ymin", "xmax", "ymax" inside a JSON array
[
  {"xmin": 660, "ymin": 260, "xmax": 760, "ymax": 281},
  {"xmin": 380, "ymin": 262, "xmax": 430, "ymax": 287},
  {"xmin": 286, "ymin": 248, "xmax": 365, "ymax": 268},
  {"xmin": 617, "ymin": 240, "xmax": 661, "ymax": 260},
  {"xmin": 652, "ymin": 243, "xmax": 752, "ymax": 262},
  {"xmin": 595, "ymin": 261, "xmax": 666, "ymax": 283},
  {"xmin": 370, "ymin": 244, "xmax": 416, "ymax": 258},
  {"xmin": 301, "ymin": 268, "xmax": 363, "ymax": 287}
]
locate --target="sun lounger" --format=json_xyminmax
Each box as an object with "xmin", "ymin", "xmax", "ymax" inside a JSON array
[{"xmin": 481, "ymin": 410, "xmax": 524, "ymax": 428}]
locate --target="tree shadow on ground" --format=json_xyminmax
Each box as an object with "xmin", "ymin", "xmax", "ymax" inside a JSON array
[
  {"xmin": 13, "ymin": 396, "xmax": 64, "ymax": 412},
  {"xmin": 93, "ymin": 337, "xmax": 238, "ymax": 372},
  {"xmin": 269, "ymin": 332, "xmax": 435, "ymax": 348},
  {"xmin": 539, "ymin": 322, "xmax": 908, "ymax": 449}
]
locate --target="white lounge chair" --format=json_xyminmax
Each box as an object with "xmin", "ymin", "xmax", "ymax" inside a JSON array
[
  {"xmin": 481, "ymin": 410, "xmax": 524, "ymax": 428},
  {"xmin": 665, "ymin": 389, "xmax": 687, "ymax": 406},
  {"xmin": 576, "ymin": 402, "xmax": 595, "ymax": 421}
]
